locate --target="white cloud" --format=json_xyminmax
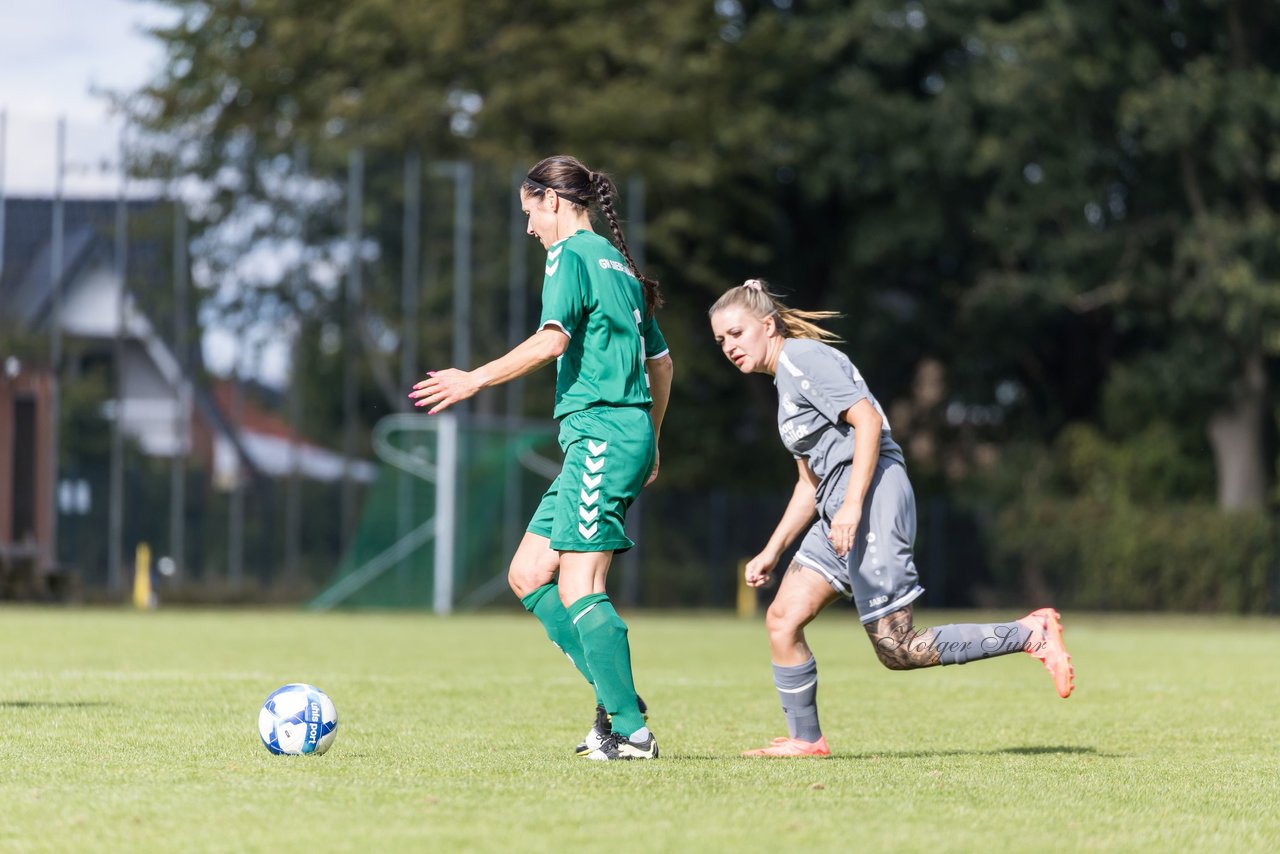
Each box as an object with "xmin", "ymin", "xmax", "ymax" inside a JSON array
[
  {"xmin": 0, "ymin": 0, "xmax": 178, "ymax": 195},
  {"xmin": 1, "ymin": 2, "xmax": 304, "ymax": 390}
]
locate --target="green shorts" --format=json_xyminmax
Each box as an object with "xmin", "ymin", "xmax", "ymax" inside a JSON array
[{"xmin": 527, "ymin": 406, "xmax": 656, "ymax": 553}]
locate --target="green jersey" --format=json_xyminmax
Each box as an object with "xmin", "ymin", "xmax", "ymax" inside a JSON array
[{"xmin": 538, "ymin": 230, "xmax": 669, "ymax": 419}]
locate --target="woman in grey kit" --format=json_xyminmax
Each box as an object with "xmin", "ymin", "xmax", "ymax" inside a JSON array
[{"xmin": 709, "ymin": 279, "xmax": 1073, "ymax": 757}]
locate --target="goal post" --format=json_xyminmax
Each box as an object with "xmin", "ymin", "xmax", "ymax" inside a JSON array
[{"xmin": 309, "ymin": 412, "xmax": 558, "ymax": 612}]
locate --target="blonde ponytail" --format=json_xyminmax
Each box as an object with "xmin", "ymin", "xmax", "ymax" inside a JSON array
[{"xmin": 708, "ymin": 279, "xmax": 842, "ymax": 342}]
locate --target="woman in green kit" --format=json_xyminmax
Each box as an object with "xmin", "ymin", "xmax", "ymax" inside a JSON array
[{"xmin": 410, "ymin": 155, "xmax": 672, "ymax": 760}]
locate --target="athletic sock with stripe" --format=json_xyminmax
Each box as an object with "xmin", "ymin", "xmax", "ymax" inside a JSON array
[
  {"xmin": 932, "ymin": 621, "xmax": 1032, "ymax": 665},
  {"xmin": 773, "ymin": 657, "xmax": 822, "ymax": 743},
  {"xmin": 569, "ymin": 592, "xmax": 646, "ymax": 737}
]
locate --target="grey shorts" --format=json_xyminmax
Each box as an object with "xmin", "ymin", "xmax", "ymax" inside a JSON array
[{"xmin": 793, "ymin": 459, "xmax": 924, "ymax": 624}]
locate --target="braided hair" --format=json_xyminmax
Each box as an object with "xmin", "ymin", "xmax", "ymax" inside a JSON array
[
  {"xmin": 708, "ymin": 279, "xmax": 843, "ymax": 342},
  {"xmin": 522, "ymin": 155, "xmax": 663, "ymax": 314}
]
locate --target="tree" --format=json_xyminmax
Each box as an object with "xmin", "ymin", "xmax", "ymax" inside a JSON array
[
  {"xmin": 128, "ymin": 0, "xmax": 1280, "ymax": 508},
  {"xmin": 953, "ymin": 0, "xmax": 1280, "ymax": 508}
]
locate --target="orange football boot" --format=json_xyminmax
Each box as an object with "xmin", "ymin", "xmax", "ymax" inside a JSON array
[
  {"xmin": 1018, "ymin": 607, "xmax": 1075, "ymax": 698},
  {"xmin": 742, "ymin": 735, "xmax": 830, "ymax": 757}
]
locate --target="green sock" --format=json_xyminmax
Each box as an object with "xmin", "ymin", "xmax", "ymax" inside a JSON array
[
  {"xmin": 520, "ymin": 583, "xmax": 600, "ymax": 704},
  {"xmin": 568, "ymin": 593, "xmax": 645, "ymax": 736}
]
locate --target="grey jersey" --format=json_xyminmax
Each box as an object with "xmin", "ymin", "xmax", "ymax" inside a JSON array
[{"xmin": 774, "ymin": 338, "xmax": 905, "ymax": 512}]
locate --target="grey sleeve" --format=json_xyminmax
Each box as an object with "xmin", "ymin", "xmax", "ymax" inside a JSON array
[{"xmin": 793, "ymin": 346, "xmax": 868, "ymax": 425}]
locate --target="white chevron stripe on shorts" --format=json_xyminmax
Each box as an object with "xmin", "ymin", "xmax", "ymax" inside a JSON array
[{"xmin": 577, "ymin": 441, "xmax": 606, "ymax": 540}]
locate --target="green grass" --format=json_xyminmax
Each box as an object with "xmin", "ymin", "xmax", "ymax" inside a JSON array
[{"xmin": 1, "ymin": 606, "xmax": 1278, "ymax": 852}]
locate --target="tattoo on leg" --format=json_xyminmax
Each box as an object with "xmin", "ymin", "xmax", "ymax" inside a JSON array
[{"xmin": 864, "ymin": 605, "xmax": 941, "ymax": 670}]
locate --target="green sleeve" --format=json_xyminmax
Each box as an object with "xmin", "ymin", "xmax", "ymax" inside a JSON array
[
  {"xmin": 641, "ymin": 312, "xmax": 669, "ymax": 360},
  {"xmin": 538, "ymin": 247, "xmax": 588, "ymax": 336}
]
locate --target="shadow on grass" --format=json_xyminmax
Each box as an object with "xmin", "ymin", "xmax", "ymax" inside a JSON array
[
  {"xmin": 839, "ymin": 745, "xmax": 1112, "ymax": 760},
  {"xmin": 0, "ymin": 701, "xmax": 111, "ymax": 709},
  {"xmin": 665, "ymin": 745, "xmax": 1113, "ymax": 761}
]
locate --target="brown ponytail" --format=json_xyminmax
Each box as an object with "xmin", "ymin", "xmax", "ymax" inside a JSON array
[{"xmin": 592, "ymin": 171, "xmax": 662, "ymax": 314}]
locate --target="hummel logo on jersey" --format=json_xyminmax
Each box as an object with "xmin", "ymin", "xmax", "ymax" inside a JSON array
[
  {"xmin": 582, "ymin": 473, "xmax": 602, "ymax": 489},
  {"xmin": 588, "ymin": 440, "xmax": 608, "ymax": 455},
  {"xmin": 579, "ymin": 506, "xmax": 599, "ymax": 523},
  {"xmin": 579, "ymin": 522, "xmax": 598, "ymax": 538},
  {"xmin": 546, "ymin": 244, "xmax": 565, "ymax": 276},
  {"xmin": 580, "ymin": 488, "xmax": 599, "ymax": 505},
  {"xmin": 585, "ymin": 457, "xmax": 605, "ymax": 473}
]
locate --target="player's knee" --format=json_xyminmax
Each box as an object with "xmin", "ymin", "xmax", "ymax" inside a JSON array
[
  {"xmin": 765, "ymin": 602, "xmax": 806, "ymax": 639},
  {"xmin": 506, "ymin": 571, "xmax": 533, "ymax": 599},
  {"xmin": 507, "ymin": 559, "xmax": 552, "ymax": 599}
]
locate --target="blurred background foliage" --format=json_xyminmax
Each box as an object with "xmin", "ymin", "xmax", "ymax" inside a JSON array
[{"xmin": 117, "ymin": 0, "xmax": 1279, "ymax": 609}]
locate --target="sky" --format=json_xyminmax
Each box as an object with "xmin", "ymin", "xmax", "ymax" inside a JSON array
[
  {"xmin": 0, "ymin": 0, "xmax": 177, "ymax": 196},
  {"xmin": 0, "ymin": 0, "xmax": 291, "ymax": 384}
]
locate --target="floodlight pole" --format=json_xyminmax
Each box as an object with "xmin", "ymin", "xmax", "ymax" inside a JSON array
[
  {"xmin": 284, "ymin": 143, "xmax": 308, "ymax": 585},
  {"xmin": 170, "ymin": 197, "xmax": 189, "ymax": 583},
  {"xmin": 449, "ymin": 161, "xmax": 471, "ymax": 616},
  {"xmin": 284, "ymin": 331, "xmax": 303, "ymax": 583},
  {"xmin": 228, "ymin": 367, "xmax": 244, "ymax": 589},
  {"xmin": 502, "ymin": 165, "xmax": 529, "ymax": 560},
  {"xmin": 398, "ymin": 149, "xmax": 422, "ymax": 599},
  {"xmin": 49, "ymin": 117, "xmax": 66, "ymax": 579},
  {"xmin": 108, "ymin": 128, "xmax": 128, "ymax": 595},
  {"xmin": 400, "ymin": 150, "xmax": 422, "ymax": 408},
  {"xmin": 341, "ymin": 148, "xmax": 364, "ymax": 550},
  {"xmin": 50, "ymin": 119, "xmax": 65, "ymax": 372},
  {"xmin": 422, "ymin": 159, "xmax": 473, "ymax": 616},
  {"xmin": 449, "ymin": 161, "xmax": 472, "ymax": 375}
]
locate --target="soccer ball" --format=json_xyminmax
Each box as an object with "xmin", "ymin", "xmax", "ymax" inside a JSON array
[{"xmin": 258, "ymin": 683, "xmax": 339, "ymax": 755}]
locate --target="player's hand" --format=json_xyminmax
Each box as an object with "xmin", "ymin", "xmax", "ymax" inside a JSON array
[
  {"xmin": 829, "ymin": 501, "xmax": 862, "ymax": 558},
  {"xmin": 409, "ymin": 369, "xmax": 481, "ymax": 415},
  {"xmin": 645, "ymin": 449, "xmax": 660, "ymax": 486},
  {"xmin": 744, "ymin": 551, "xmax": 779, "ymax": 588}
]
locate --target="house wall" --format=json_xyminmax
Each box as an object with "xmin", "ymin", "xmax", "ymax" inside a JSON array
[
  {"xmin": 119, "ymin": 340, "xmax": 185, "ymax": 456},
  {"xmin": 0, "ymin": 369, "xmax": 56, "ymax": 567},
  {"xmin": 60, "ymin": 264, "xmax": 121, "ymax": 338},
  {"xmin": 59, "ymin": 261, "xmax": 189, "ymax": 457}
]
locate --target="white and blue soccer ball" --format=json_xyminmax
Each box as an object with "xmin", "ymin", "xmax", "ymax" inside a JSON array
[{"xmin": 258, "ymin": 683, "xmax": 339, "ymax": 755}]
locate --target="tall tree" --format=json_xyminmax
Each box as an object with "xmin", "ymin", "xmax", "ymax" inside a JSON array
[{"xmin": 128, "ymin": 0, "xmax": 1280, "ymax": 505}]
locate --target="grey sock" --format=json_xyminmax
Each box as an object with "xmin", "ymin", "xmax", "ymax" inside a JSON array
[
  {"xmin": 773, "ymin": 658, "xmax": 822, "ymax": 742},
  {"xmin": 933, "ymin": 621, "xmax": 1032, "ymax": 665}
]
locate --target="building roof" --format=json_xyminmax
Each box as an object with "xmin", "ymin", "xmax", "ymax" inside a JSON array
[
  {"xmin": 0, "ymin": 195, "xmax": 171, "ymax": 332},
  {"xmin": 206, "ymin": 380, "xmax": 376, "ymax": 484},
  {"xmin": 0, "ymin": 195, "xmax": 372, "ymax": 485}
]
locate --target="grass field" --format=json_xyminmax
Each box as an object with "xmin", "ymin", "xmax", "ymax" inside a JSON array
[{"xmin": 1, "ymin": 606, "xmax": 1278, "ymax": 852}]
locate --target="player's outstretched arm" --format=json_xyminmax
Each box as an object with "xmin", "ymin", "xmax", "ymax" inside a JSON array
[
  {"xmin": 746, "ymin": 460, "xmax": 818, "ymax": 587},
  {"xmin": 409, "ymin": 327, "xmax": 569, "ymax": 414}
]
